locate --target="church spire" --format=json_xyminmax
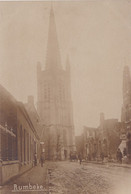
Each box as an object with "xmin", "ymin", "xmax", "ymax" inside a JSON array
[
  {"xmin": 45, "ymin": 6, "xmax": 62, "ymax": 70},
  {"xmin": 123, "ymin": 65, "xmax": 131, "ymax": 106}
]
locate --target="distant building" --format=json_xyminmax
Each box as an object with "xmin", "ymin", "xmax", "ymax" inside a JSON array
[
  {"xmin": 121, "ymin": 66, "xmax": 131, "ymax": 122},
  {"xmin": 0, "ymin": 84, "xmax": 40, "ymax": 185},
  {"xmin": 75, "ymin": 135, "xmax": 84, "ymax": 157},
  {"xmin": 83, "ymin": 127, "xmax": 97, "ymax": 160},
  {"xmin": 82, "ymin": 113, "xmax": 120, "ymax": 160},
  {"xmin": 121, "ymin": 66, "xmax": 131, "ymax": 160},
  {"xmin": 37, "ymin": 8, "xmax": 75, "ymax": 160},
  {"xmin": 97, "ymin": 113, "xmax": 120, "ymax": 158}
]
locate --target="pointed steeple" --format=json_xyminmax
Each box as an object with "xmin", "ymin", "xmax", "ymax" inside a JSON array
[
  {"xmin": 45, "ymin": 7, "xmax": 62, "ymax": 70},
  {"xmin": 123, "ymin": 65, "xmax": 131, "ymax": 106}
]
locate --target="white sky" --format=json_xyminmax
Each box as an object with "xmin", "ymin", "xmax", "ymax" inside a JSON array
[{"xmin": 0, "ymin": 0, "xmax": 131, "ymax": 135}]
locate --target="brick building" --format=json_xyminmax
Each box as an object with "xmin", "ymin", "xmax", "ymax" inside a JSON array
[
  {"xmin": 0, "ymin": 84, "xmax": 41, "ymax": 185},
  {"xmin": 82, "ymin": 113, "xmax": 120, "ymax": 160},
  {"xmin": 17, "ymin": 101, "xmax": 40, "ymax": 173},
  {"xmin": 97, "ymin": 113, "xmax": 120, "ymax": 157},
  {"xmin": 0, "ymin": 84, "xmax": 18, "ymax": 185}
]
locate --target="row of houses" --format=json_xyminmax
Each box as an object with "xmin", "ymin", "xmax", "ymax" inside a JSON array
[
  {"xmin": 76, "ymin": 113, "xmax": 121, "ymax": 161},
  {"xmin": 80, "ymin": 115, "xmax": 131, "ymax": 162},
  {"xmin": 76, "ymin": 66, "xmax": 131, "ymax": 163},
  {"xmin": 0, "ymin": 84, "xmax": 43, "ymax": 186},
  {"xmin": 84, "ymin": 114, "xmax": 121, "ymax": 160}
]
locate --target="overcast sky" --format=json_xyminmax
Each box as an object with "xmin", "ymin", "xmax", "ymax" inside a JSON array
[{"xmin": 0, "ymin": 0, "xmax": 131, "ymax": 135}]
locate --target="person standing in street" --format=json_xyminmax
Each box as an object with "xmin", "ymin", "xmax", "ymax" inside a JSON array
[
  {"xmin": 40, "ymin": 152, "xmax": 45, "ymax": 167},
  {"xmin": 78, "ymin": 153, "xmax": 82, "ymax": 165},
  {"xmin": 100, "ymin": 152, "xmax": 104, "ymax": 163},
  {"xmin": 34, "ymin": 153, "xmax": 37, "ymax": 166},
  {"xmin": 119, "ymin": 149, "xmax": 122, "ymax": 163},
  {"xmin": 116, "ymin": 148, "xmax": 122, "ymax": 163}
]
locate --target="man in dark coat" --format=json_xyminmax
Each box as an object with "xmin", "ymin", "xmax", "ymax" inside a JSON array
[
  {"xmin": 40, "ymin": 152, "xmax": 45, "ymax": 167},
  {"xmin": 116, "ymin": 148, "xmax": 122, "ymax": 163},
  {"xmin": 78, "ymin": 153, "xmax": 82, "ymax": 165},
  {"xmin": 34, "ymin": 153, "xmax": 37, "ymax": 166}
]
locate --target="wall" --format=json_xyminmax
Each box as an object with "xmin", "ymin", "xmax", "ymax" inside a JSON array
[
  {"xmin": 17, "ymin": 102, "xmax": 40, "ymax": 172},
  {"xmin": 1, "ymin": 161, "xmax": 19, "ymax": 184},
  {"xmin": 0, "ymin": 84, "xmax": 41, "ymax": 185}
]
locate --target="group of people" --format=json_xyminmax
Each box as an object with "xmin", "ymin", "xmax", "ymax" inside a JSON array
[
  {"xmin": 85, "ymin": 148, "xmax": 127, "ymax": 164},
  {"xmin": 70, "ymin": 148, "xmax": 128, "ymax": 164},
  {"xmin": 69, "ymin": 151, "xmax": 83, "ymax": 164},
  {"xmin": 34, "ymin": 148, "xmax": 127, "ymax": 165},
  {"xmin": 34, "ymin": 152, "xmax": 45, "ymax": 167}
]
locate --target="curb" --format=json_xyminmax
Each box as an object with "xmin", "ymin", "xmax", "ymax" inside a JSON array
[
  {"xmin": 109, "ymin": 164, "xmax": 131, "ymax": 169},
  {"xmin": 83, "ymin": 161, "xmax": 131, "ymax": 169}
]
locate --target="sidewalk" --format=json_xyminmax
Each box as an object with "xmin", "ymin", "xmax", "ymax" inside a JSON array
[
  {"xmin": 0, "ymin": 163, "xmax": 49, "ymax": 194},
  {"xmin": 84, "ymin": 160, "xmax": 131, "ymax": 169},
  {"xmin": 108, "ymin": 162, "xmax": 131, "ymax": 169}
]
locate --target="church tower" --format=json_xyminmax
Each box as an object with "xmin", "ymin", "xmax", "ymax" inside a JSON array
[
  {"xmin": 121, "ymin": 65, "xmax": 131, "ymax": 122},
  {"xmin": 37, "ymin": 7, "xmax": 76, "ymax": 160}
]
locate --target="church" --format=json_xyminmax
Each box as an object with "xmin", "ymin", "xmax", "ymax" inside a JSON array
[
  {"xmin": 121, "ymin": 65, "xmax": 131, "ymax": 159},
  {"xmin": 37, "ymin": 7, "xmax": 76, "ymax": 160}
]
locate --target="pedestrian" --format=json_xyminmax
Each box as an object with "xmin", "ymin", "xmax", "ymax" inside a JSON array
[
  {"xmin": 88, "ymin": 153, "xmax": 91, "ymax": 161},
  {"xmin": 116, "ymin": 148, "xmax": 122, "ymax": 163},
  {"xmin": 100, "ymin": 152, "xmax": 104, "ymax": 163},
  {"xmin": 70, "ymin": 151, "xmax": 72, "ymax": 162},
  {"xmin": 34, "ymin": 153, "xmax": 37, "ymax": 166},
  {"xmin": 108, "ymin": 153, "xmax": 112, "ymax": 162},
  {"xmin": 123, "ymin": 148, "xmax": 127, "ymax": 156},
  {"xmin": 119, "ymin": 149, "xmax": 122, "ymax": 163},
  {"xmin": 40, "ymin": 152, "xmax": 45, "ymax": 167},
  {"xmin": 78, "ymin": 153, "xmax": 82, "ymax": 165}
]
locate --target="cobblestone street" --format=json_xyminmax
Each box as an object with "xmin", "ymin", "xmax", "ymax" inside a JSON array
[
  {"xmin": 1, "ymin": 161, "xmax": 131, "ymax": 194},
  {"xmin": 47, "ymin": 161, "xmax": 131, "ymax": 194}
]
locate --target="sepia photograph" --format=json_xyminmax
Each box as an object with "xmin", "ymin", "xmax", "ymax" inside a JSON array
[{"xmin": 0, "ymin": 0, "xmax": 131, "ymax": 193}]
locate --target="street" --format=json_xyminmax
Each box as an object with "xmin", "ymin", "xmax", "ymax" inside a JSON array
[
  {"xmin": 47, "ymin": 161, "xmax": 131, "ymax": 194},
  {"xmin": 1, "ymin": 161, "xmax": 131, "ymax": 194}
]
